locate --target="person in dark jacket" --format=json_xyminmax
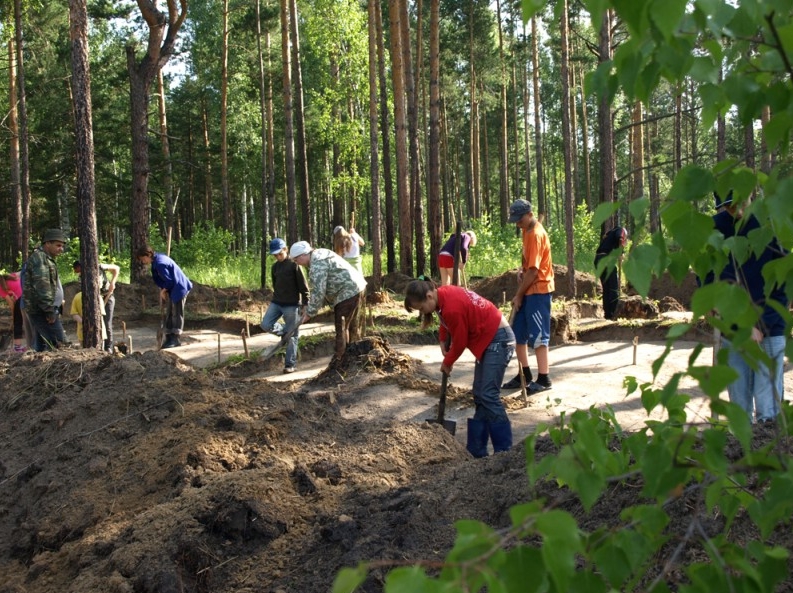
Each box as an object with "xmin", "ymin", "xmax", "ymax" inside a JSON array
[
  {"xmin": 594, "ymin": 226, "xmax": 628, "ymax": 320},
  {"xmin": 261, "ymin": 238, "xmax": 309, "ymax": 373},
  {"xmin": 22, "ymin": 228, "xmax": 69, "ymax": 351},
  {"xmin": 707, "ymin": 191, "xmax": 788, "ymax": 423},
  {"xmin": 135, "ymin": 245, "xmax": 193, "ymax": 349}
]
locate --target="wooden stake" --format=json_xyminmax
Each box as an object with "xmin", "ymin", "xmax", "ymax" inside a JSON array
[
  {"xmin": 217, "ymin": 333, "xmax": 222, "ymax": 364},
  {"xmin": 241, "ymin": 328, "xmax": 249, "ymax": 359},
  {"xmin": 122, "ymin": 321, "xmax": 127, "ymax": 341},
  {"xmin": 127, "ymin": 335, "xmax": 133, "ymax": 354},
  {"xmin": 632, "ymin": 336, "xmax": 639, "ymax": 365},
  {"xmin": 246, "ymin": 315, "xmax": 250, "ymax": 338}
]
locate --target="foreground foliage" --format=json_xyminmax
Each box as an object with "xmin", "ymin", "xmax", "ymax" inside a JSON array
[{"xmin": 334, "ymin": 0, "xmax": 793, "ymax": 590}]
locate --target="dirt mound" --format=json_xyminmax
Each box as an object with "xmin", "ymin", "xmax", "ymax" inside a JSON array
[
  {"xmin": 472, "ymin": 265, "xmax": 599, "ymax": 305},
  {"xmin": 3, "ymin": 284, "xmax": 790, "ymax": 593}
]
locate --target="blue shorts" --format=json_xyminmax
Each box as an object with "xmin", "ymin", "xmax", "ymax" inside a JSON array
[{"xmin": 513, "ymin": 293, "xmax": 552, "ymax": 348}]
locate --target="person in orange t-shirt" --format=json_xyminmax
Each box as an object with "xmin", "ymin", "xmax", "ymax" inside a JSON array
[{"xmin": 502, "ymin": 199, "xmax": 555, "ymax": 394}]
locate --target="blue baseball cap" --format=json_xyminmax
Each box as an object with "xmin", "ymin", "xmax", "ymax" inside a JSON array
[{"xmin": 269, "ymin": 238, "xmax": 287, "ymax": 255}]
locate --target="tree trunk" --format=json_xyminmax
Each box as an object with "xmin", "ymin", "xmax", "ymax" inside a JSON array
[
  {"xmin": 579, "ymin": 66, "xmax": 591, "ymax": 209},
  {"xmin": 389, "ymin": 0, "xmax": 412, "ymax": 275},
  {"xmin": 289, "ymin": 0, "xmax": 312, "ymax": 244},
  {"xmin": 400, "ymin": 0, "xmax": 420, "ymax": 275},
  {"xmin": 202, "ymin": 98, "xmax": 213, "ymax": 220},
  {"xmin": 495, "ymin": 0, "xmax": 509, "ymax": 223},
  {"xmin": 674, "ymin": 91, "xmax": 682, "ymax": 172},
  {"xmin": 375, "ymin": 0, "xmax": 395, "ymax": 274},
  {"xmin": 221, "ymin": 0, "xmax": 231, "ymax": 231},
  {"xmin": 8, "ymin": 40, "xmax": 22, "ymax": 261},
  {"xmin": 522, "ymin": 21, "xmax": 532, "ymax": 203},
  {"xmin": 560, "ymin": 0, "xmax": 576, "ymax": 298},
  {"xmin": 69, "ymin": 0, "xmax": 101, "ymax": 349},
  {"xmin": 631, "ymin": 101, "xmax": 644, "ymax": 204},
  {"xmin": 14, "ymin": 0, "xmax": 32, "ymax": 260},
  {"xmin": 367, "ymin": 0, "xmax": 382, "ymax": 291},
  {"xmin": 127, "ymin": 0, "xmax": 187, "ymax": 282},
  {"xmin": 428, "ymin": 0, "xmax": 441, "ymax": 280},
  {"xmin": 469, "ymin": 3, "xmax": 480, "ymax": 220},
  {"xmin": 256, "ymin": 0, "xmax": 270, "ymax": 288},
  {"xmin": 157, "ymin": 71, "xmax": 176, "ymax": 250},
  {"xmin": 531, "ymin": 17, "xmax": 545, "ymax": 217},
  {"xmin": 596, "ymin": 10, "xmax": 615, "ymax": 232},
  {"xmin": 279, "ymin": 0, "xmax": 298, "ymax": 243}
]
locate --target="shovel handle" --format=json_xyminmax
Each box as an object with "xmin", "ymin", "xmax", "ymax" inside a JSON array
[{"xmin": 437, "ymin": 371, "xmax": 449, "ymax": 423}]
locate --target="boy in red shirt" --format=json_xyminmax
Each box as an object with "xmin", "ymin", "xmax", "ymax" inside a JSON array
[{"xmin": 405, "ymin": 280, "xmax": 515, "ymax": 457}]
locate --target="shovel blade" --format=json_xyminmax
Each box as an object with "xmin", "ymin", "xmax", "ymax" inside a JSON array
[{"xmin": 426, "ymin": 418, "xmax": 457, "ymax": 435}]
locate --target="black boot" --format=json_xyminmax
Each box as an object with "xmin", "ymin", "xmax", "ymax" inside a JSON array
[
  {"xmin": 466, "ymin": 418, "xmax": 489, "ymax": 458},
  {"xmin": 488, "ymin": 421, "xmax": 513, "ymax": 453},
  {"xmin": 501, "ymin": 366, "xmax": 532, "ymax": 390}
]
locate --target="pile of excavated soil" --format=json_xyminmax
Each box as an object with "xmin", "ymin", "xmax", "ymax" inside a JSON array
[{"xmin": 1, "ymin": 340, "xmax": 791, "ymax": 593}]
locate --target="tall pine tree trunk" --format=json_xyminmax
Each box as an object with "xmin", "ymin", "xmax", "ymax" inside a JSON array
[
  {"xmin": 531, "ymin": 17, "xmax": 545, "ymax": 216},
  {"xmin": 279, "ymin": 0, "xmax": 298, "ymax": 243},
  {"xmin": 13, "ymin": 0, "xmax": 32, "ymax": 259},
  {"xmin": 8, "ymin": 40, "xmax": 22, "ymax": 260},
  {"xmin": 256, "ymin": 0, "xmax": 270, "ymax": 288},
  {"xmin": 367, "ymin": 0, "xmax": 382, "ymax": 291},
  {"xmin": 289, "ymin": 0, "xmax": 312, "ymax": 244},
  {"xmin": 375, "ymin": 0, "xmax": 395, "ymax": 274},
  {"xmin": 428, "ymin": 0, "xmax": 441, "ymax": 279},
  {"xmin": 70, "ymin": 0, "xmax": 102, "ymax": 348},
  {"xmin": 596, "ymin": 9, "xmax": 615, "ymax": 232},
  {"xmin": 560, "ymin": 0, "xmax": 576, "ymax": 297},
  {"xmin": 221, "ymin": 0, "xmax": 231, "ymax": 231},
  {"xmin": 389, "ymin": 0, "xmax": 412, "ymax": 275},
  {"xmin": 127, "ymin": 0, "xmax": 187, "ymax": 282},
  {"xmin": 495, "ymin": 0, "xmax": 509, "ymax": 223}
]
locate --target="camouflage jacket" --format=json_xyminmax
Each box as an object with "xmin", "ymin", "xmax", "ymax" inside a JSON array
[
  {"xmin": 305, "ymin": 248, "xmax": 367, "ymax": 317},
  {"xmin": 23, "ymin": 247, "xmax": 60, "ymax": 316}
]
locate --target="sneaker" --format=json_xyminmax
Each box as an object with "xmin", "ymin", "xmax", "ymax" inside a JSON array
[
  {"xmin": 283, "ymin": 366, "xmax": 296, "ymax": 374},
  {"xmin": 272, "ymin": 322, "xmax": 285, "ymax": 337},
  {"xmin": 527, "ymin": 381, "xmax": 552, "ymax": 394}
]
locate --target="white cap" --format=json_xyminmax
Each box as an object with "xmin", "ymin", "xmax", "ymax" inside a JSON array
[
  {"xmin": 333, "ymin": 225, "xmax": 344, "ymax": 235},
  {"xmin": 289, "ymin": 241, "xmax": 312, "ymax": 259}
]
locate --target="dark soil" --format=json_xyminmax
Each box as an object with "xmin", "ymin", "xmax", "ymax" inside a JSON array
[{"xmin": 0, "ymin": 269, "xmax": 784, "ymax": 593}]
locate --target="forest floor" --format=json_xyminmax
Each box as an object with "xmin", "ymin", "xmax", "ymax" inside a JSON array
[{"xmin": 0, "ymin": 268, "xmax": 791, "ymax": 593}]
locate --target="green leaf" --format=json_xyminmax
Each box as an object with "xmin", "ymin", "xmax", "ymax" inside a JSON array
[
  {"xmin": 332, "ymin": 564, "xmax": 369, "ymax": 593},
  {"xmin": 764, "ymin": 110, "xmax": 793, "ymax": 154},
  {"xmin": 623, "ymin": 243, "xmax": 662, "ymax": 297},
  {"xmin": 667, "ymin": 164, "xmax": 714, "ymax": 201},
  {"xmin": 648, "ymin": 0, "xmax": 687, "ymax": 40},
  {"xmin": 662, "ymin": 202, "xmax": 715, "ymax": 253},
  {"xmin": 501, "ymin": 547, "xmax": 547, "ymax": 593},
  {"xmin": 593, "ymin": 200, "xmax": 622, "ymax": 228},
  {"xmin": 383, "ymin": 567, "xmax": 433, "ymax": 593},
  {"xmin": 536, "ymin": 510, "xmax": 583, "ymax": 592}
]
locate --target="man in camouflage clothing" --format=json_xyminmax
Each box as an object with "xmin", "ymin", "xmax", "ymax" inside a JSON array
[
  {"xmin": 23, "ymin": 228, "xmax": 68, "ymax": 351},
  {"xmin": 289, "ymin": 241, "xmax": 367, "ymax": 359}
]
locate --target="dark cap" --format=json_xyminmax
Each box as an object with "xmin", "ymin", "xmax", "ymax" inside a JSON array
[
  {"xmin": 72, "ymin": 260, "xmax": 82, "ymax": 269},
  {"xmin": 508, "ymin": 199, "xmax": 533, "ymax": 223},
  {"xmin": 42, "ymin": 228, "xmax": 68, "ymax": 243},
  {"xmin": 269, "ymin": 238, "xmax": 287, "ymax": 255},
  {"xmin": 714, "ymin": 191, "xmax": 733, "ymax": 209}
]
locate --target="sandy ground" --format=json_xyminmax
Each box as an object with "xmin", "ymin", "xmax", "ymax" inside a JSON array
[{"xmin": 103, "ymin": 319, "xmax": 766, "ymax": 455}]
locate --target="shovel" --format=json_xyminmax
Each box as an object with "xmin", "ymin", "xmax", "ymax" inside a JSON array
[
  {"xmin": 426, "ymin": 371, "xmax": 457, "ymax": 435},
  {"xmin": 156, "ymin": 296, "xmax": 166, "ymax": 350},
  {"xmin": 259, "ymin": 320, "xmax": 302, "ymax": 362}
]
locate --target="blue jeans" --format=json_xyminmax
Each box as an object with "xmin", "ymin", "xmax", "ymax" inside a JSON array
[
  {"xmin": 472, "ymin": 327, "xmax": 515, "ymax": 423},
  {"xmin": 261, "ymin": 303, "xmax": 300, "ymax": 368},
  {"xmin": 724, "ymin": 335, "xmax": 786, "ymax": 422},
  {"xmin": 29, "ymin": 311, "xmax": 67, "ymax": 351}
]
